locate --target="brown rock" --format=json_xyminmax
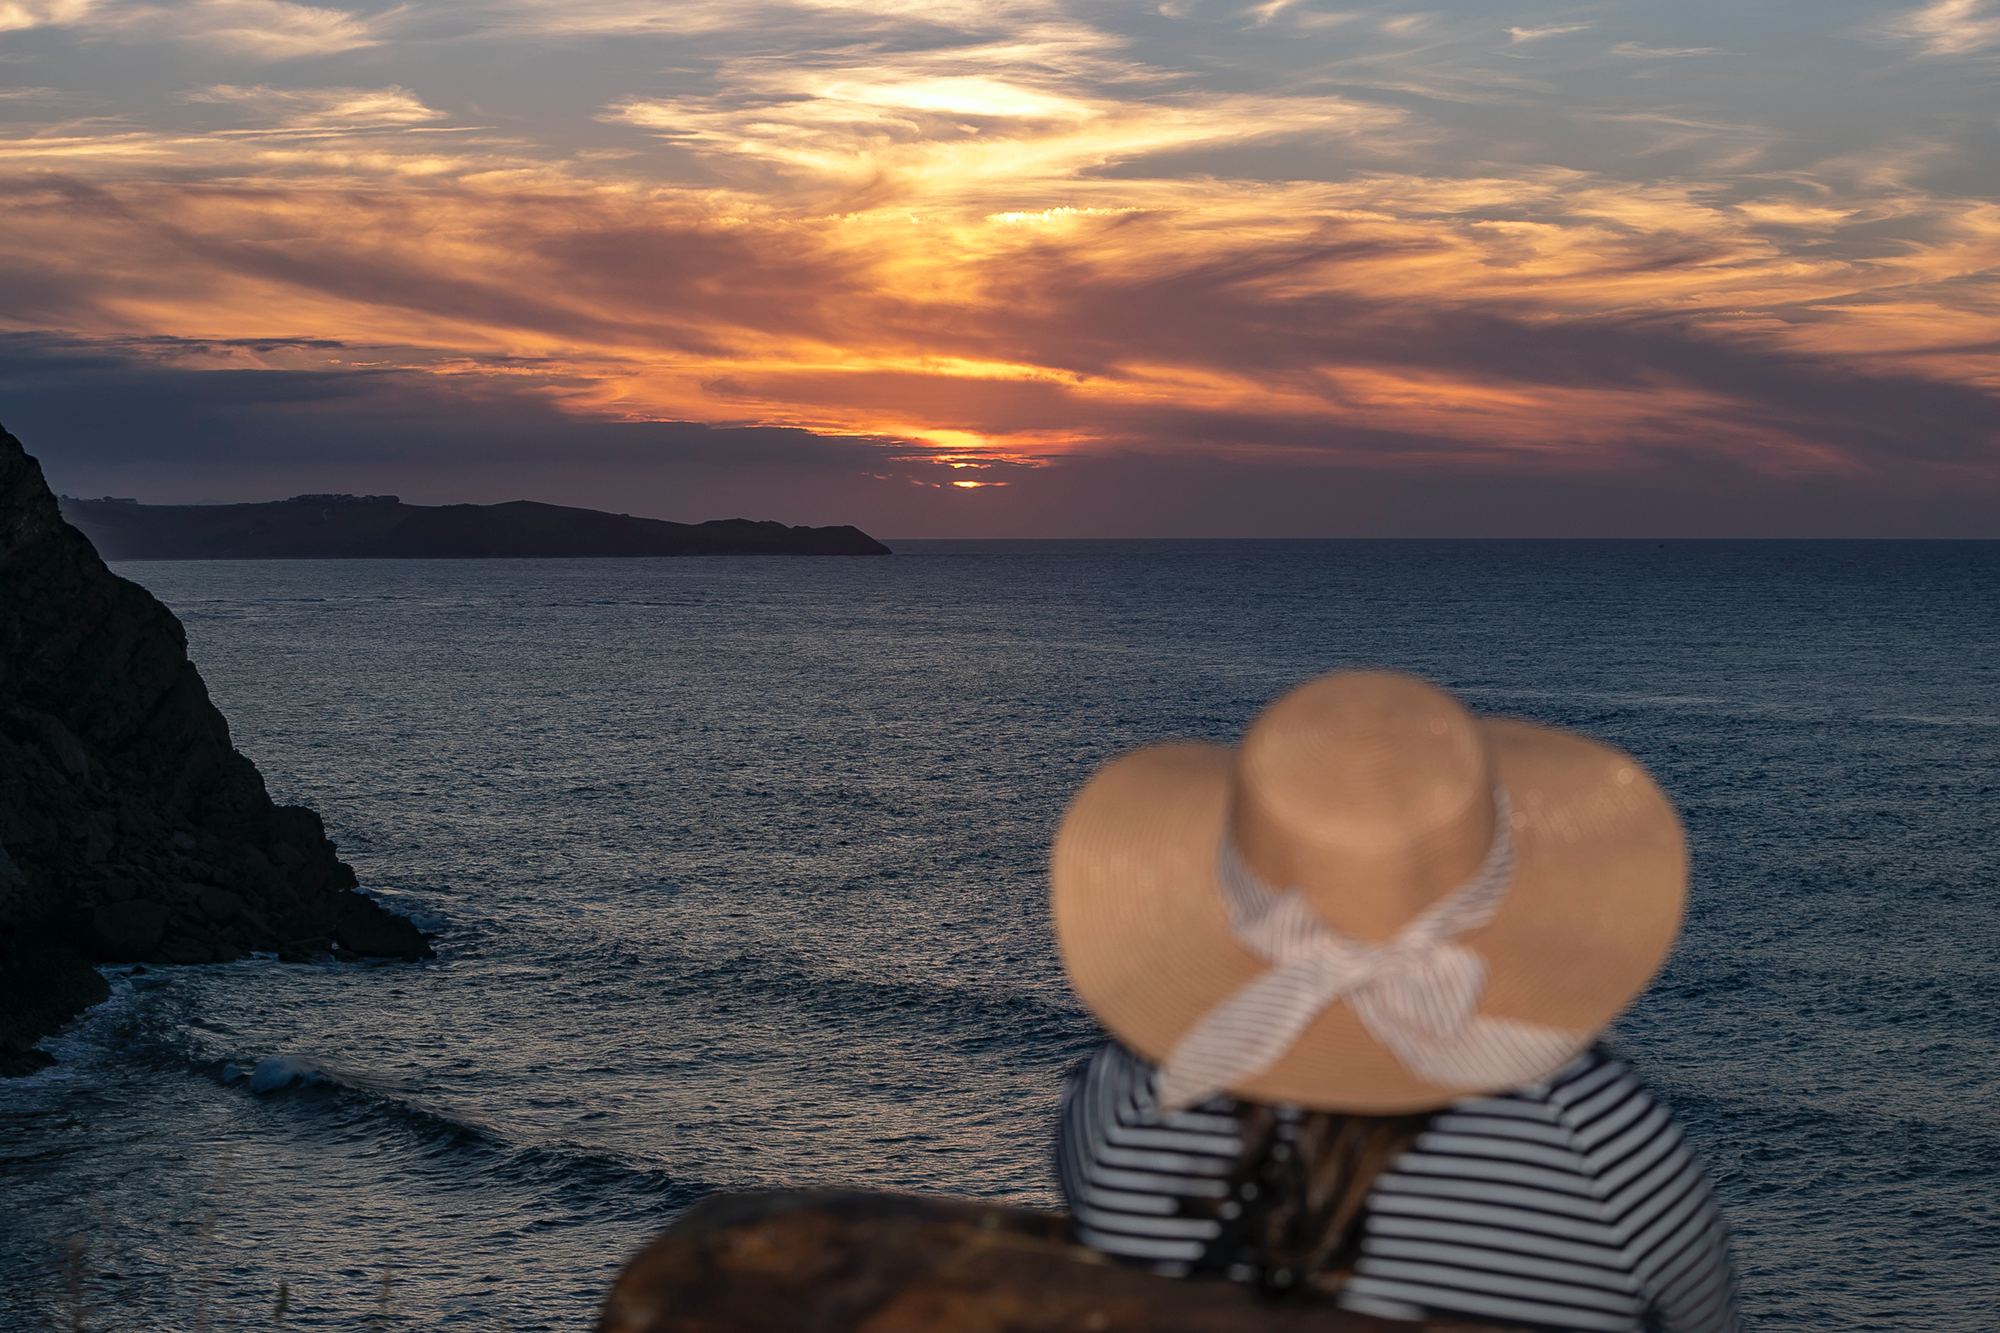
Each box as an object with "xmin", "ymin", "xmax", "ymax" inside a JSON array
[{"xmin": 599, "ymin": 1192, "xmax": 1506, "ymax": 1333}]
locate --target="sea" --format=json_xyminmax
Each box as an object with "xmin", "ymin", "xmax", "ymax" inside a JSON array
[{"xmin": 1, "ymin": 541, "xmax": 1995, "ymax": 1330}]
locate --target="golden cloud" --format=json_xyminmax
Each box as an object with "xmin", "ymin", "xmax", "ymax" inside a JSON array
[{"xmin": 1, "ymin": 0, "xmax": 1994, "ymax": 499}]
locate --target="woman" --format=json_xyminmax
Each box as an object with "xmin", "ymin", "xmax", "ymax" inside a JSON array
[{"xmin": 1051, "ymin": 671, "xmax": 1739, "ymax": 1330}]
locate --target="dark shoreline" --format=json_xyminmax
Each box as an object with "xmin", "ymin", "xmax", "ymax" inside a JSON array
[{"xmin": 60, "ymin": 494, "xmax": 890, "ymax": 560}]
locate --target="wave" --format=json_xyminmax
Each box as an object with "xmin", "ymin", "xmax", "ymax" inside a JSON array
[
  {"xmin": 204, "ymin": 1052, "xmax": 718, "ymax": 1217},
  {"xmin": 43, "ymin": 967, "xmax": 716, "ymax": 1223}
]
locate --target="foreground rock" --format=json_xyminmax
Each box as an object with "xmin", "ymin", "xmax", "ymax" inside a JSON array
[
  {"xmin": 1, "ymin": 422, "xmax": 430, "ymax": 1074},
  {"xmin": 600, "ymin": 1191, "xmax": 1503, "ymax": 1332},
  {"xmin": 60, "ymin": 493, "xmax": 891, "ymax": 559}
]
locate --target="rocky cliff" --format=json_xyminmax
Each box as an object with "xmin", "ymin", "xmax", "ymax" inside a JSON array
[{"xmin": 1, "ymin": 422, "xmax": 429, "ymax": 1075}]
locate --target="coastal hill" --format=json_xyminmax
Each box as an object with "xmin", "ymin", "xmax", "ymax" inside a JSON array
[
  {"xmin": 59, "ymin": 493, "xmax": 892, "ymax": 560},
  {"xmin": 1, "ymin": 423, "xmax": 430, "ymax": 1075}
]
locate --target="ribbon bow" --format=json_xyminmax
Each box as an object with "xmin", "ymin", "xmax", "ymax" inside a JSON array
[{"xmin": 1155, "ymin": 790, "xmax": 1582, "ymax": 1111}]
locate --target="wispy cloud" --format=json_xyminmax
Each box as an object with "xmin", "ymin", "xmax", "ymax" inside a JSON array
[
  {"xmin": 183, "ymin": 84, "xmax": 444, "ymax": 130},
  {"xmin": 1877, "ymin": 0, "xmax": 2000, "ymax": 56},
  {"xmin": 607, "ymin": 79, "xmax": 1401, "ymax": 206},
  {"xmin": 34, "ymin": 0, "xmax": 388, "ymax": 58},
  {"xmin": 1238, "ymin": 0, "xmax": 1359, "ymax": 28},
  {"xmin": 1575, "ymin": 110, "xmax": 1779, "ymax": 168},
  {"xmin": 1506, "ymin": 21, "xmax": 1591, "ymax": 43},
  {"xmin": 1607, "ymin": 40, "xmax": 1725, "ymax": 58},
  {"xmin": 0, "ymin": 0, "xmax": 95, "ymax": 32},
  {"xmin": 1378, "ymin": 12, "xmax": 1434, "ymax": 37},
  {"xmin": 478, "ymin": 0, "xmax": 1066, "ymax": 39},
  {"xmin": 597, "ymin": 22, "xmax": 1402, "ymax": 209}
]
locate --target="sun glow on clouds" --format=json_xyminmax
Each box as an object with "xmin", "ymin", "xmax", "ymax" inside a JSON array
[
  {"xmin": 1, "ymin": 0, "xmax": 1997, "ymax": 522},
  {"xmin": 1882, "ymin": 0, "xmax": 2000, "ymax": 56},
  {"xmin": 6, "ymin": 0, "xmax": 387, "ymax": 55},
  {"xmin": 0, "ymin": 0, "xmax": 93, "ymax": 32}
]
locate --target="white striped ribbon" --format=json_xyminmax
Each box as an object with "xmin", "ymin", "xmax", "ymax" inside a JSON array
[{"xmin": 1155, "ymin": 789, "xmax": 1584, "ymax": 1111}]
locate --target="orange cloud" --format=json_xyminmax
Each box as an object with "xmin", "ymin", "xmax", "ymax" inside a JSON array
[{"xmin": 1, "ymin": 0, "xmax": 1995, "ymax": 521}]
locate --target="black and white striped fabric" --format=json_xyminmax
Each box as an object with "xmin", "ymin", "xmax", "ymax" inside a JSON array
[{"xmin": 1058, "ymin": 1040, "xmax": 1739, "ymax": 1331}]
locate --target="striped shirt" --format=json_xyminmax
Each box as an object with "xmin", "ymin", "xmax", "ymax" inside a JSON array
[{"xmin": 1057, "ymin": 1040, "xmax": 1739, "ymax": 1331}]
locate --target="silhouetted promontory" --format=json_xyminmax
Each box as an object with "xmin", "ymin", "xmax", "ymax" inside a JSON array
[
  {"xmin": 1, "ymin": 424, "xmax": 431, "ymax": 1075},
  {"xmin": 59, "ymin": 493, "xmax": 892, "ymax": 560}
]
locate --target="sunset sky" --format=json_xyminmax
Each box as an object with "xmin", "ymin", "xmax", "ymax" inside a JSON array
[{"xmin": 2, "ymin": 0, "xmax": 1996, "ymax": 535}]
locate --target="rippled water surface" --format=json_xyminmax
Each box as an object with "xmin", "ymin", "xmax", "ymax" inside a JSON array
[{"xmin": 2, "ymin": 541, "xmax": 1996, "ymax": 1329}]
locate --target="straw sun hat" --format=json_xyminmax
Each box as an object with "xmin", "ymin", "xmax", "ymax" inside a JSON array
[{"xmin": 1051, "ymin": 670, "xmax": 1687, "ymax": 1113}]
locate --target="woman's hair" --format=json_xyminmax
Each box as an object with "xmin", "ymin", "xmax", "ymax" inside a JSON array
[{"xmin": 1196, "ymin": 1104, "xmax": 1434, "ymax": 1296}]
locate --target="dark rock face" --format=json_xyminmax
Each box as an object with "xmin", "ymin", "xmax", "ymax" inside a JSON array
[
  {"xmin": 0, "ymin": 844, "xmax": 103, "ymax": 1076},
  {"xmin": 59, "ymin": 493, "xmax": 892, "ymax": 559},
  {"xmin": 1, "ymin": 422, "xmax": 431, "ymax": 1074},
  {"xmin": 600, "ymin": 1191, "xmax": 1506, "ymax": 1332},
  {"xmin": 334, "ymin": 891, "xmax": 429, "ymax": 960}
]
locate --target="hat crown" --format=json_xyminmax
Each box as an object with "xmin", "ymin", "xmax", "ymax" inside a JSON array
[{"xmin": 1230, "ymin": 672, "xmax": 1497, "ymax": 941}]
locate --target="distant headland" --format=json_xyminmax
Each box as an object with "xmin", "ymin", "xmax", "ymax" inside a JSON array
[{"xmin": 58, "ymin": 494, "xmax": 891, "ymax": 559}]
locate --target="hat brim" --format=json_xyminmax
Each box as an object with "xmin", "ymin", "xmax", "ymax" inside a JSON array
[{"xmin": 1050, "ymin": 719, "xmax": 1687, "ymax": 1112}]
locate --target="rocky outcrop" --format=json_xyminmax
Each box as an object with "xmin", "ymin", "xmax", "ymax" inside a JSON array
[
  {"xmin": 1, "ymin": 422, "xmax": 430, "ymax": 1075},
  {"xmin": 600, "ymin": 1192, "xmax": 1505, "ymax": 1332},
  {"xmin": 59, "ymin": 493, "xmax": 892, "ymax": 559}
]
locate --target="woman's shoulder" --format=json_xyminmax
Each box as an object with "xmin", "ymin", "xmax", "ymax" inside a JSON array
[
  {"xmin": 1065, "ymin": 1038, "xmax": 1249, "ymax": 1121},
  {"xmin": 1433, "ymin": 1043, "xmax": 1678, "ymax": 1155},
  {"xmin": 1345, "ymin": 1045, "xmax": 1738, "ymax": 1328},
  {"xmin": 1367, "ymin": 1043, "xmax": 1717, "ymax": 1245},
  {"xmin": 1064, "ymin": 1037, "xmax": 1701, "ymax": 1200}
]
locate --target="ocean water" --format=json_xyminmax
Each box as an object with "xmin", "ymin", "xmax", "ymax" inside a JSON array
[{"xmin": 2, "ymin": 541, "xmax": 1996, "ymax": 1330}]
